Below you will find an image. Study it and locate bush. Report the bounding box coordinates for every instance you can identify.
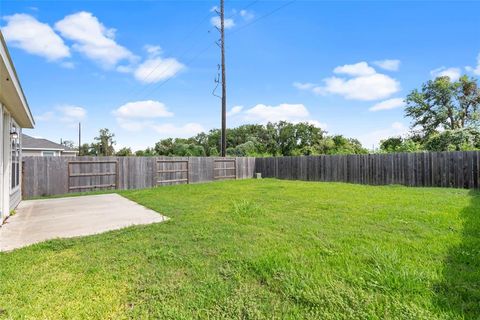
[380,137,422,153]
[424,129,480,151]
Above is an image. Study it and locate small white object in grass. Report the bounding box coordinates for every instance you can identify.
[255,173,262,179]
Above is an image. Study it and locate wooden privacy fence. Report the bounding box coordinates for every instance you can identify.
[68,160,119,191]
[213,159,237,180]
[22,156,255,198]
[22,151,480,198]
[156,159,189,185]
[255,151,480,189]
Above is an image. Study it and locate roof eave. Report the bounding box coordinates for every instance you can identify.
[0,31,35,128]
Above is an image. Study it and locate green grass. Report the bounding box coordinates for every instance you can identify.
[0,179,479,319]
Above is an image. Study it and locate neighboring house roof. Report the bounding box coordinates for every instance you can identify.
[22,134,77,152]
[0,31,34,128]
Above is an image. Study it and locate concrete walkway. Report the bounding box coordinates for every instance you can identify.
[0,194,168,251]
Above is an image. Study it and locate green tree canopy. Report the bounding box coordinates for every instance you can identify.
[116,147,133,156]
[93,128,116,156]
[423,128,480,151]
[136,121,366,157]
[405,75,480,138]
[379,137,422,153]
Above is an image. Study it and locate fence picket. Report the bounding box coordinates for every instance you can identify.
[255,152,480,190]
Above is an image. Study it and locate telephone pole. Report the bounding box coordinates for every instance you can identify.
[78,122,82,156]
[220,0,227,157]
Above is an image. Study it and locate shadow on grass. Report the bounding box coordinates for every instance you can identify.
[435,190,480,319]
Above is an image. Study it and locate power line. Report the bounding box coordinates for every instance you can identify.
[140,0,298,98]
[124,11,212,100]
[138,42,217,99]
[207,0,260,33]
[130,1,259,100]
[228,0,297,36]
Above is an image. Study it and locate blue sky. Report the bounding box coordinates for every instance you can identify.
[1,0,479,150]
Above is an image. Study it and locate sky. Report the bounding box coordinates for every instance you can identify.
[1,0,479,151]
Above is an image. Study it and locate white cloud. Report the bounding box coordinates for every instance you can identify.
[373,59,401,71]
[293,82,316,90]
[358,122,408,148]
[60,61,75,69]
[34,106,86,124]
[144,44,162,57]
[116,118,152,132]
[133,56,185,84]
[369,98,405,112]
[430,67,461,81]
[113,46,184,84]
[472,53,480,75]
[2,14,70,61]
[303,120,328,129]
[240,10,254,21]
[333,62,376,77]
[296,62,401,101]
[227,105,243,117]
[116,118,205,138]
[58,105,87,122]
[113,100,174,119]
[229,103,324,128]
[244,103,309,123]
[210,16,235,29]
[113,101,199,137]
[151,123,205,138]
[314,73,400,101]
[55,11,135,68]
[116,65,133,73]
[465,53,480,75]
[35,111,54,121]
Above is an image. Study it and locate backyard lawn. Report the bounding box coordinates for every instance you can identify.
[0,179,478,319]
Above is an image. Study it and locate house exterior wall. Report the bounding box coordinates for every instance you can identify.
[0,31,34,224]
[22,150,43,157]
[22,150,77,157]
[9,188,21,211]
[10,124,21,211]
[0,104,24,221]
[0,104,5,221]
[23,150,59,157]
[1,105,10,222]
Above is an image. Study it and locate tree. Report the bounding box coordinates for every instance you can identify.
[61,140,75,149]
[321,135,368,155]
[93,128,116,156]
[135,147,156,156]
[209,146,219,156]
[380,137,421,153]
[227,141,258,156]
[154,138,174,156]
[424,128,480,151]
[116,147,133,156]
[405,75,480,138]
[144,122,365,157]
[79,143,96,156]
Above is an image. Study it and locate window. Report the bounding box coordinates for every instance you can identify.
[11,122,20,190]
[42,151,55,156]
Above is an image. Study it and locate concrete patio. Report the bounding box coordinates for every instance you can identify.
[0,194,168,251]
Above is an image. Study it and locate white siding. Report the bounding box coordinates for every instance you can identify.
[9,187,20,211]
[22,150,43,157]
[22,150,76,157]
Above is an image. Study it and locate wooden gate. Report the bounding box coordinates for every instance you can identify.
[156,159,189,185]
[213,159,237,180]
[68,160,119,192]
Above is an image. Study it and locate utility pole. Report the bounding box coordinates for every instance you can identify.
[220,0,227,157]
[78,122,82,156]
